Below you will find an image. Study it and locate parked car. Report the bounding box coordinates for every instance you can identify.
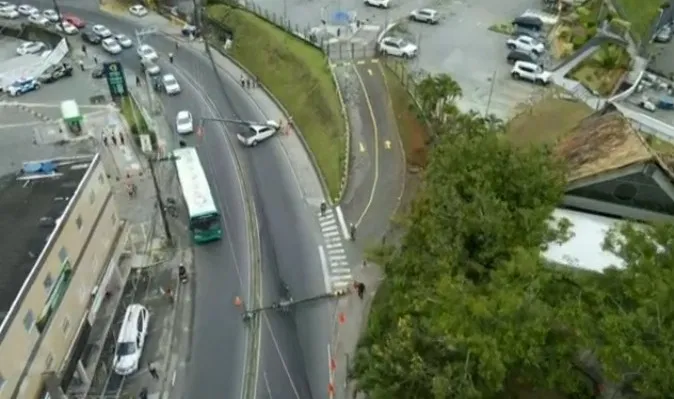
[409,8,439,24]
[62,13,85,28]
[511,61,551,85]
[506,49,541,65]
[176,110,194,134]
[115,33,133,48]
[102,37,122,54]
[42,9,59,22]
[512,15,543,32]
[162,74,181,95]
[0,6,18,18]
[27,13,48,25]
[181,24,201,38]
[82,30,102,44]
[379,37,418,58]
[7,77,40,96]
[129,4,148,16]
[237,121,280,147]
[506,35,545,55]
[655,24,672,42]
[137,44,158,61]
[38,63,73,83]
[364,0,390,8]
[512,26,543,41]
[16,41,46,55]
[112,304,149,376]
[54,21,78,35]
[0,2,16,10]
[92,24,112,38]
[142,61,161,76]
[16,4,37,16]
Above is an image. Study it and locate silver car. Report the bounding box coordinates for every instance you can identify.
[655,24,672,43]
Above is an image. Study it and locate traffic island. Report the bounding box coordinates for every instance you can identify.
[206,4,346,199]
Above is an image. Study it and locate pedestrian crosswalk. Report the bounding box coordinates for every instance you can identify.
[319,208,353,291]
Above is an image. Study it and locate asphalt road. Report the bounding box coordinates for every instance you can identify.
[26,2,333,397]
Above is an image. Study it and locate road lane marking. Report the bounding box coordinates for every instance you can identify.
[384,140,391,149]
[331,267,351,274]
[326,243,342,249]
[367,69,373,76]
[359,142,365,152]
[320,219,336,227]
[330,255,347,261]
[333,280,350,288]
[335,206,350,240]
[352,65,381,228]
[262,315,302,399]
[318,245,332,294]
[331,275,354,282]
[322,224,338,232]
[328,248,345,254]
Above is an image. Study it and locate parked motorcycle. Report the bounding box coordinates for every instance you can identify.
[178,264,188,284]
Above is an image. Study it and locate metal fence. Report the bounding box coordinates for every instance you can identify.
[204,1,377,61]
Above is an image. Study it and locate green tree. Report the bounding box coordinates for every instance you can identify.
[415,74,462,135]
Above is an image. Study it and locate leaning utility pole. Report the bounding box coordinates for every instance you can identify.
[135,27,160,114]
[147,154,176,247]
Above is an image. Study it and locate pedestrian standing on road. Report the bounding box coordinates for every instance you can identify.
[78,59,84,71]
[349,223,356,241]
[148,362,159,380]
[102,135,108,146]
[357,282,366,299]
[240,75,245,88]
[136,76,141,86]
[126,184,134,198]
[93,56,98,64]
[119,134,125,145]
[246,79,252,89]
[139,387,149,399]
[111,135,117,146]
[81,44,86,54]
[320,202,327,216]
[168,52,174,63]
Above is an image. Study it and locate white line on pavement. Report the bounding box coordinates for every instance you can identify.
[329,255,347,261]
[321,224,338,232]
[318,245,331,294]
[324,231,340,237]
[331,267,351,274]
[327,248,345,254]
[335,206,350,240]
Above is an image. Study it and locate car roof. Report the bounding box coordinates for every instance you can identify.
[117,304,147,343]
[163,74,176,80]
[177,110,191,118]
[513,16,542,26]
[514,60,539,68]
[418,8,436,13]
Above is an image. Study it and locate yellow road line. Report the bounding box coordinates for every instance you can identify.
[352,64,381,228]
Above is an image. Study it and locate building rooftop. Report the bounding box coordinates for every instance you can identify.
[0,157,93,324]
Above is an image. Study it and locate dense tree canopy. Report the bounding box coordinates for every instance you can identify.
[353,74,674,398]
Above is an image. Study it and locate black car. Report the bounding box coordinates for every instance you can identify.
[506,49,540,65]
[512,16,543,32]
[512,26,543,41]
[38,63,73,83]
[82,30,101,44]
[91,66,104,79]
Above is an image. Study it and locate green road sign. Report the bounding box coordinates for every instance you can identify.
[103,61,129,97]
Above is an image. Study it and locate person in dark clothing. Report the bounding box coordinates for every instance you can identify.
[136,76,141,86]
[81,44,86,54]
[357,282,365,299]
[320,202,327,216]
[148,363,159,379]
[111,135,117,146]
[102,136,108,146]
[349,223,356,241]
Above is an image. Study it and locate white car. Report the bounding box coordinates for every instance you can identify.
[27,13,48,25]
[379,37,418,58]
[176,110,193,134]
[162,74,181,95]
[54,21,78,34]
[113,304,149,376]
[237,121,280,147]
[511,61,551,85]
[144,62,160,75]
[92,24,112,38]
[0,6,18,18]
[506,35,545,55]
[137,44,158,62]
[16,41,45,55]
[42,9,58,22]
[364,0,390,8]
[16,4,37,15]
[129,4,147,17]
[409,8,439,24]
[102,38,122,54]
[0,2,16,10]
[115,33,133,48]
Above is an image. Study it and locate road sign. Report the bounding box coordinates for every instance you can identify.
[103,61,129,98]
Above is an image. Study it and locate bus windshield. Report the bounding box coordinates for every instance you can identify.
[190,213,220,233]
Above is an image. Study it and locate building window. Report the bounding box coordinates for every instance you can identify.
[76,215,83,230]
[89,190,96,204]
[45,353,53,370]
[111,213,116,225]
[62,317,70,335]
[23,310,34,332]
[59,247,68,264]
[36,262,73,333]
[43,272,53,291]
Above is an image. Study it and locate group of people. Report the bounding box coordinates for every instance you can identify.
[239,75,259,89]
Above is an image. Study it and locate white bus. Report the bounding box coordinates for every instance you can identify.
[173,147,222,243]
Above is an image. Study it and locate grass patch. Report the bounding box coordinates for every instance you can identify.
[206,5,345,199]
[614,0,662,43]
[567,44,630,97]
[644,133,674,155]
[381,65,429,168]
[488,23,514,36]
[506,96,593,148]
[119,96,156,148]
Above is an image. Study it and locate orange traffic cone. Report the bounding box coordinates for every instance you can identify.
[234,296,242,307]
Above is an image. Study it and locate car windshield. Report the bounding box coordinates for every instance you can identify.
[164,78,176,85]
[116,341,136,356]
[242,127,260,138]
[142,47,153,55]
[191,214,220,232]
[177,116,190,125]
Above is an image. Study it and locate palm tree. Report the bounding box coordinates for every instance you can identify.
[415,74,463,135]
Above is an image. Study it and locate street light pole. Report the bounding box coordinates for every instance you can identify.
[148,154,174,246]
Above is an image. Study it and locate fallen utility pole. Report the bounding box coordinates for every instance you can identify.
[147,154,178,247]
[242,292,343,322]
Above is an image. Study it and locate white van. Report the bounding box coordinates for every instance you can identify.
[113,304,150,375]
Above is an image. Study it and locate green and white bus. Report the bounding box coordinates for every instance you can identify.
[173,147,222,243]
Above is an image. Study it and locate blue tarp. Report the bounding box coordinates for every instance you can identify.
[331,11,350,24]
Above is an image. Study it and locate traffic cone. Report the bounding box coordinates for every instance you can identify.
[328,383,335,396]
[338,312,346,325]
[234,296,242,307]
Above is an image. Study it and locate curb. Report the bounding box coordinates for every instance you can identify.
[330,66,351,204]
[207,42,333,201]
[2,102,54,122]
